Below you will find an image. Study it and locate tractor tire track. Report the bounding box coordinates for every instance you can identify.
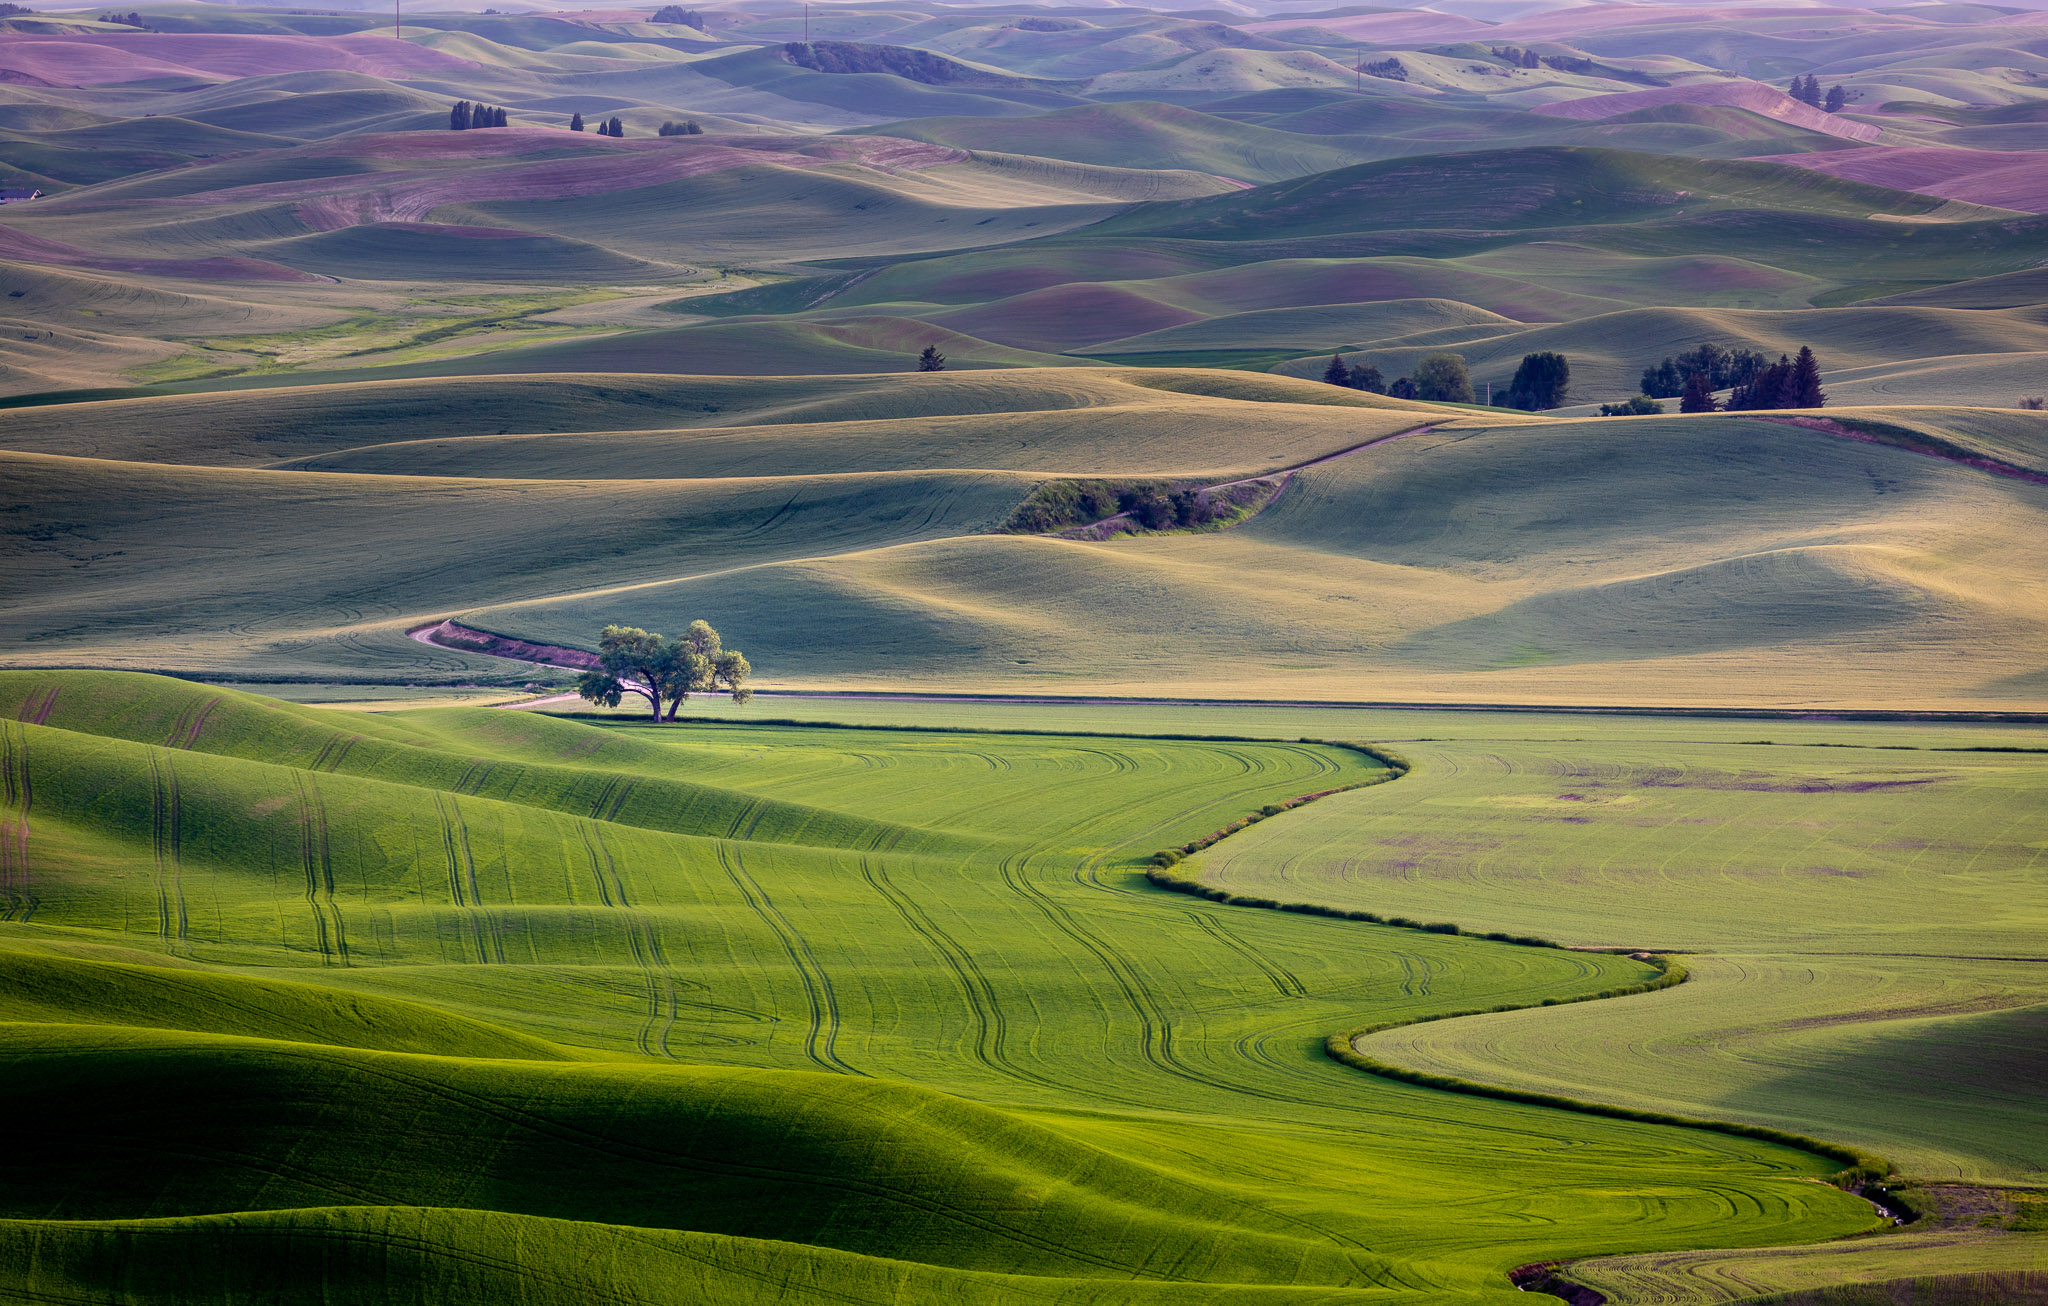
[166,696,220,750]
[16,686,59,727]
[147,750,189,954]
[855,855,1066,1093]
[308,733,361,773]
[0,722,33,922]
[434,793,501,964]
[1188,910,1306,998]
[577,821,680,1059]
[291,773,346,967]
[713,843,861,1076]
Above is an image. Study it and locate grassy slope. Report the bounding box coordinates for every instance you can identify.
[1272,303,2048,398]
[0,670,1879,1304]
[5,373,2046,708]
[506,694,2048,1304]
[475,409,2048,709]
[1191,731,2048,1178]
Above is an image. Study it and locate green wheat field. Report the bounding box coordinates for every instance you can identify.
[4,0,2047,1300]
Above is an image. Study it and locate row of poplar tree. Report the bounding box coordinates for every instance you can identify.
[448,101,507,130]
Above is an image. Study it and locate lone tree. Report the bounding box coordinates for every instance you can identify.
[1679,370,1718,413]
[1506,351,1570,410]
[1412,352,1474,404]
[1322,353,1351,387]
[575,622,752,721]
[1824,83,1847,113]
[570,111,584,131]
[917,344,946,372]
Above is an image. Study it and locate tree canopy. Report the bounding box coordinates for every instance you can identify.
[1505,351,1570,410]
[575,622,752,720]
[1412,353,1474,404]
[1726,346,1825,411]
[1680,370,1718,413]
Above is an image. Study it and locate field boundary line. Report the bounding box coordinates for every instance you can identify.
[1134,739,1892,1188]
[1326,990,1889,1187]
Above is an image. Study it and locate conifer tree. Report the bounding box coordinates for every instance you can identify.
[570,111,584,131]
[450,100,471,131]
[493,106,509,127]
[1679,370,1718,413]
[917,344,946,372]
[1322,353,1351,387]
[606,116,625,137]
[1789,345,1825,408]
[1824,83,1847,113]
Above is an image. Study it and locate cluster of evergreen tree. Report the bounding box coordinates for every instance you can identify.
[1359,57,1407,81]
[1721,347,1826,410]
[99,10,146,25]
[1640,343,1767,399]
[1491,45,1542,69]
[575,115,626,136]
[1321,353,1386,394]
[651,5,704,25]
[1789,74,1849,112]
[449,101,509,130]
[658,120,703,135]
[0,3,38,15]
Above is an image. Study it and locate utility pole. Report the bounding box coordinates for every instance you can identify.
[1483,381,1491,405]
[1355,52,1361,93]
[803,3,809,44]
[393,0,400,42]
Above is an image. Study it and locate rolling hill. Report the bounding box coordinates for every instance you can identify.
[6,2,2048,1302]
[0,669,1884,1305]
[6,368,2043,711]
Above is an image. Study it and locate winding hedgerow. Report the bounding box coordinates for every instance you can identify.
[1141,737,1892,1189]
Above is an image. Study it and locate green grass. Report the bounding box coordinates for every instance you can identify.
[0,670,1887,1304]
[1186,728,2048,1181]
